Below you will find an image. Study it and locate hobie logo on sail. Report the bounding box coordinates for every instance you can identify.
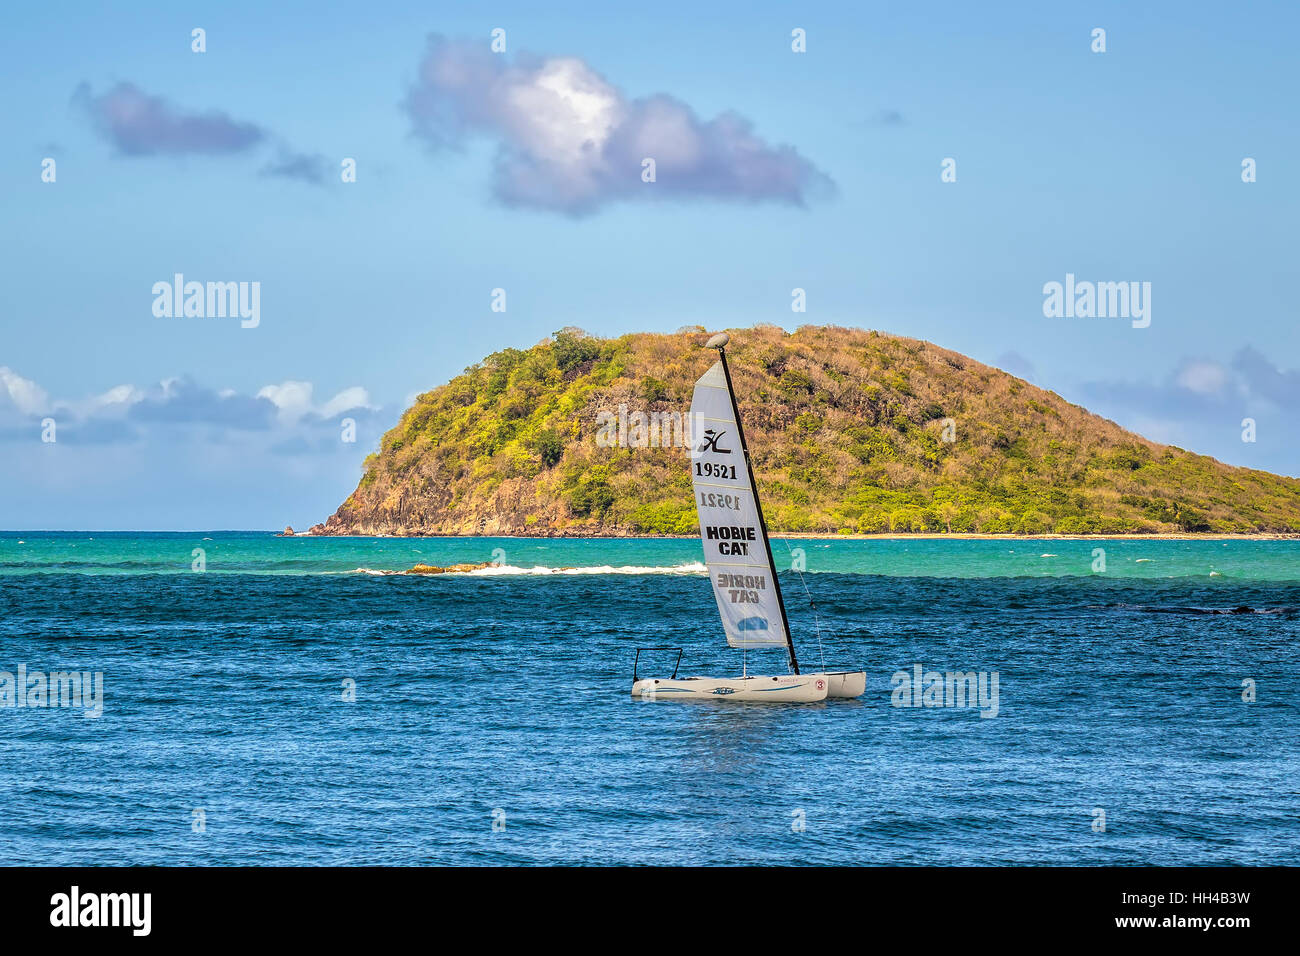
[696,428,732,454]
[736,616,769,631]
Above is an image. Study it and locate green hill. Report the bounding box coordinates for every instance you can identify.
[313,325,1300,536]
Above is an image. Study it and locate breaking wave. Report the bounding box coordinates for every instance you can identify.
[350,562,710,577]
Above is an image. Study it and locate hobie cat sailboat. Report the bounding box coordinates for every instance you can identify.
[632,333,866,703]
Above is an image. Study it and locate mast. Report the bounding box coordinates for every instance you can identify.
[712,341,800,675]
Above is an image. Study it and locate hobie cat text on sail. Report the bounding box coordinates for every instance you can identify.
[704,525,756,555]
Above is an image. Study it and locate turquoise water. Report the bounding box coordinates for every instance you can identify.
[1,532,1297,865]
[1,532,1298,580]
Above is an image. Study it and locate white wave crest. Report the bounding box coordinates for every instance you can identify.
[348,562,709,577]
[469,562,709,576]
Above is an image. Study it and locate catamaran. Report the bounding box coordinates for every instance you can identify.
[632,333,867,703]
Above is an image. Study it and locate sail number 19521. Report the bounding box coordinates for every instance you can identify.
[698,491,742,510]
[694,462,738,480]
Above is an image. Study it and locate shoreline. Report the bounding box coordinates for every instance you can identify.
[8,529,1292,541]
[294,531,1300,541]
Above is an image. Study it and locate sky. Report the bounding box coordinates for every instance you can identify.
[2,0,1297,529]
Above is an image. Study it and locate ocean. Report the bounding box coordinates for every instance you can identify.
[1,532,1296,865]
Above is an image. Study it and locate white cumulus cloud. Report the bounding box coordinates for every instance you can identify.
[1174,360,1229,395]
[404,35,834,214]
[257,381,375,425]
[0,368,378,439]
[0,366,51,415]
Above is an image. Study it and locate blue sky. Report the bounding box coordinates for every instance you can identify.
[2,0,1297,529]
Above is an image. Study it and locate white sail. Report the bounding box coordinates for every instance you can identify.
[690,360,788,649]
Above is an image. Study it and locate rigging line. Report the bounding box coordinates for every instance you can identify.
[779,536,828,673]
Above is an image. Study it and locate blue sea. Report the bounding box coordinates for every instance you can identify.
[1,532,1297,865]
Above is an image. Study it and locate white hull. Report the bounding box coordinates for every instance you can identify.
[817,670,867,699]
[632,673,828,702]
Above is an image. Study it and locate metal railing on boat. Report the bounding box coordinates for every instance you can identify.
[632,646,683,682]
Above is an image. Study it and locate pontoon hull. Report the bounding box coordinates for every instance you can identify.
[632,673,828,702]
[815,670,867,698]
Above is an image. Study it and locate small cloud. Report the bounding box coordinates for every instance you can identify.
[994,351,1036,382]
[73,82,265,156]
[1068,350,1300,476]
[261,149,329,185]
[256,381,315,425]
[72,82,323,185]
[257,381,375,425]
[866,109,906,127]
[317,386,374,420]
[48,382,146,422]
[404,35,834,214]
[53,419,142,446]
[1231,347,1300,406]
[91,383,143,408]
[0,366,51,415]
[1174,360,1229,396]
[1074,349,1300,431]
[130,377,276,429]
